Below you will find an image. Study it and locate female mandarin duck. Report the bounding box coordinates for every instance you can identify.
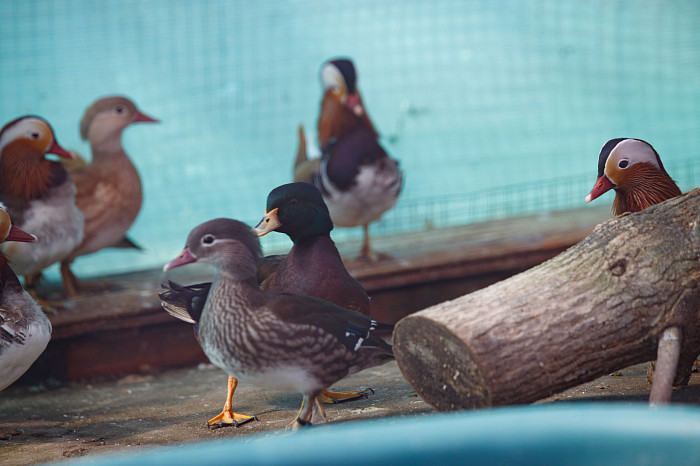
[162,218,393,429]
[0,206,51,392]
[585,138,681,215]
[294,58,403,261]
[209,183,374,426]
[162,183,376,427]
[60,96,158,297]
[0,116,84,305]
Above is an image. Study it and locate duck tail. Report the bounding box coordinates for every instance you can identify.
[294,124,307,171]
[293,124,320,184]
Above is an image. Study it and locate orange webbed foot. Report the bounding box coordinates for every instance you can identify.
[320,387,374,404]
[207,409,257,429]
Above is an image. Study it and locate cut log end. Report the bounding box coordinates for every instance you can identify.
[393,316,490,411]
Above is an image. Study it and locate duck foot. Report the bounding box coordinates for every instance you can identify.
[0,430,22,440]
[207,410,257,429]
[289,418,313,430]
[355,250,393,263]
[27,291,65,315]
[61,263,121,298]
[320,387,374,404]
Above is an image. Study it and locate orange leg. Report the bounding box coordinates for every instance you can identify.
[60,261,79,298]
[288,393,326,430]
[357,224,392,262]
[207,376,257,428]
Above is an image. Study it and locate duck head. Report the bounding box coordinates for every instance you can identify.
[320,58,363,116]
[164,219,262,280]
[0,207,37,244]
[585,138,681,215]
[254,182,334,243]
[0,116,74,199]
[80,96,158,150]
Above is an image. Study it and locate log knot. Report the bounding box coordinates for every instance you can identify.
[609,258,627,277]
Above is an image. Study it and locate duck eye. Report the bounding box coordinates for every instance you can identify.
[114,105,126,114]
[290,198,298,206]
[618,159,629,169]
[29,131,41,139]
[202,235,215,245]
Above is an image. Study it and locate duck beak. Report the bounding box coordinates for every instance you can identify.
[345,93,364,116]
[6,225,38,243]
[48,140,75,159]
[163,248,197,271]
[253,208,281,237]
[134,110,159,124]
[585,175,615,203]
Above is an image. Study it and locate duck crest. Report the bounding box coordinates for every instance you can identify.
[612,163,682,216]
[0,143,63,200]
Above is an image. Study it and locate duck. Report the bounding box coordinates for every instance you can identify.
[584,138,681,216]
[255,182,371,313]
[294,58,403,261]
[0,116,84,306]
[585,138,686,387]
[161,218,393,429]
[0,206,51,392]
[211,182,375,426]
[60,96,158,297]
[162,183,376,427]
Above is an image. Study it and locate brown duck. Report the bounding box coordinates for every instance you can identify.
[162,218,393,429]
[585,138,681,215]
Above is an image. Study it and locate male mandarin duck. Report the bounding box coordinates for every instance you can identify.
[205,182,374,427]
[60,96,158,297]
[585,138,681,215]
[0,116,84,305]
[294,58,403,261]
[585,138,685,385]
[161,219,393,429]
[0,206,51,392]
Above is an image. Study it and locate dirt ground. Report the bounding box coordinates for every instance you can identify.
[2,360,700,465]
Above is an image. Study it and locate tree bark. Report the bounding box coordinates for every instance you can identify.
[394,189,700,411]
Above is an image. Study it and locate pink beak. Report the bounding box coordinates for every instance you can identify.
[134,110,159,124]
[163,248,197,271]
[585,175,615,203]
[345,93,364,116]
[6,224,38,243]
[48,140,75,159]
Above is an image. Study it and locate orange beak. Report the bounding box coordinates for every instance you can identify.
[585,175,615,203]
[253,208,281,237]
[345,93,364,116]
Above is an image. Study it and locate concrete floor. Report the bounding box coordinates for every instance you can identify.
[2,360,700,465]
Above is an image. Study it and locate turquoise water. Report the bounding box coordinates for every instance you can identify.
[1,0,699,278]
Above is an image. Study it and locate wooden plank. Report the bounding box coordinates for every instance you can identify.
[22,206,610,381]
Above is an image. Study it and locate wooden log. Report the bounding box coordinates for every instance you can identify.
[394,188,700,411]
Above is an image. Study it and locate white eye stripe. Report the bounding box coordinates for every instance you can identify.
[200,237,241,246]
[0,117,48,154]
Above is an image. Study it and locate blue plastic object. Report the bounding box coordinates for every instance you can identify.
[64,403,700,465]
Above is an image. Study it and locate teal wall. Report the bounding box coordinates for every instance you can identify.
[1,0,699,277]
